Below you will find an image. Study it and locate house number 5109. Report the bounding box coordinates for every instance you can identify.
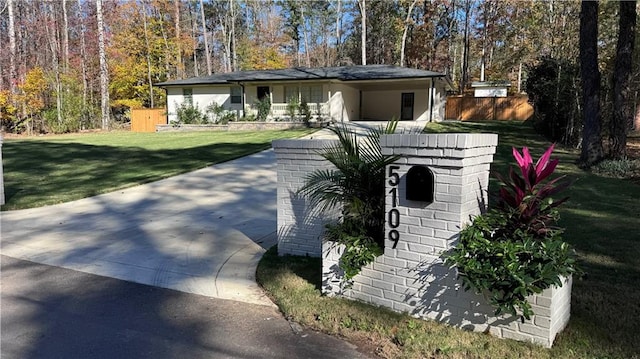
[388,165,400,249]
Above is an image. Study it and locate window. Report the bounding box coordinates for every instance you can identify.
[310,85,322,103]
[300,85,322,103]
[230,86,242,104]
[284,86,299,102]
[183,88,193,105]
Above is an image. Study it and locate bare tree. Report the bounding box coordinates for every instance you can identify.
[96,0,110,129]
[301,4,311,67]
[188,2,199,77]
[142,1,154,108]
[77,0,88,104]
[335,0,342,63]
[62,0,69,71]
[610,0,637,159]
[174,0,183,79]
[45,2,62,127]
[357,0,366,65]
[8,0,17,95]
[400,0,418,67]
[200,0,211,75]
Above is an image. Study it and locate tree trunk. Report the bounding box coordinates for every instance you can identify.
[301,5,311,67]
[610,0,637,159]
[335,0,342,64]
[96,0,110,130]
[62,0,69,72]
[8,0,17,95]
[77,0,88,106]
[189,2,199,77]
[579,0,603,167]
[358,0,366,65]
[199,0,212,75]
[142,1,154,108]
[174,0,182,79]
[230,0,237,71]
[45,2,62,127]
[400,0,418,67]
[460,0,471,94]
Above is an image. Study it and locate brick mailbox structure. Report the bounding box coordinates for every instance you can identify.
[273,133,572,348]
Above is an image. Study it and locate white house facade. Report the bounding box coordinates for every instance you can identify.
[157,65,452,124]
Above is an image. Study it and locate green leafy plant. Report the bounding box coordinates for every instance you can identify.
[286,97,299,121]
[299,99,311,127]
[255,97,271,121]
[446,144,579,321]
[298,121,400,280]
[174,101,208,124]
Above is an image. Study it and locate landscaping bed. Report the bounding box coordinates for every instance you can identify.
[257,121,640,359]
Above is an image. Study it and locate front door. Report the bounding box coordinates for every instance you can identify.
[257,86,270,101]
[401,93,414,121]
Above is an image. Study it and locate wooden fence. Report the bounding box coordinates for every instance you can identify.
[445,96,534,121]
[131,108,167,132]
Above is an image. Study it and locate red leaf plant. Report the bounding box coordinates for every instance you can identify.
[494,144,570,238]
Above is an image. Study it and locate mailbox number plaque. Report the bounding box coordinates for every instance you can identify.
[388,165,401,249]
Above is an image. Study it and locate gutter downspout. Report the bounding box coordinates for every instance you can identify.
[429,78,435,122]
[240,83,246,118]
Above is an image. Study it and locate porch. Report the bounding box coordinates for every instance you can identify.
[246,102,330,121]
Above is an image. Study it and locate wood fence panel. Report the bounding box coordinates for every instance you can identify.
[131,108,167,132]
[445,96,533,121]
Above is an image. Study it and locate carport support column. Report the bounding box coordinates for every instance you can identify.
[272,139,339,257]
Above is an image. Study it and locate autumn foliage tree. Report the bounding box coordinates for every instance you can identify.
[0,0,635,143]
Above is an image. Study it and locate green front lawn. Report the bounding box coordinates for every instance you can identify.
[1,129,314,210]
[257,121,640,358]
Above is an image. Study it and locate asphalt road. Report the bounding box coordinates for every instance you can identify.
[1,255,373,359]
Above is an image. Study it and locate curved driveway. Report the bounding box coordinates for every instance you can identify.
[1,149,280,306]
[0,122,423,306]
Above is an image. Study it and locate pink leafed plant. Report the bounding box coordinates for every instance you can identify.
[494,144,570,237]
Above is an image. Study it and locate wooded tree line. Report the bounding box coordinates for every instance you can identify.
[0,0,638,163]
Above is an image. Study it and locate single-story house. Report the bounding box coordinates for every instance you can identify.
[156,65,453,123]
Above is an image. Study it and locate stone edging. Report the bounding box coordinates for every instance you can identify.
[156,122,308,132]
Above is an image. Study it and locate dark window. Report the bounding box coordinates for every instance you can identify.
[257,86,270,101]
[183,88,193,105]
[231,86,242,104]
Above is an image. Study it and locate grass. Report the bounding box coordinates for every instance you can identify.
[256,121,640,359]
[1,129,314,210]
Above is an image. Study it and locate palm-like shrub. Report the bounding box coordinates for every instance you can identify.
[298,121,399,279]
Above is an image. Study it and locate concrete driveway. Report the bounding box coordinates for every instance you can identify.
[1,149,280,306]
[0,122,425,307]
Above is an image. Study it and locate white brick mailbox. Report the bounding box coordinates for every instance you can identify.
[272,139,339,257]
[273,133,572,348]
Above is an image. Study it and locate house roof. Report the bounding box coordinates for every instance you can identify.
[156,65,447,87]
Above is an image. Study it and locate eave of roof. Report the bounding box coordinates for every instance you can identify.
[155,65,446,87]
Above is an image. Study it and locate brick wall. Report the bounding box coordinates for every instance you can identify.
[274,133,572,348]
[272,139,339,257]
